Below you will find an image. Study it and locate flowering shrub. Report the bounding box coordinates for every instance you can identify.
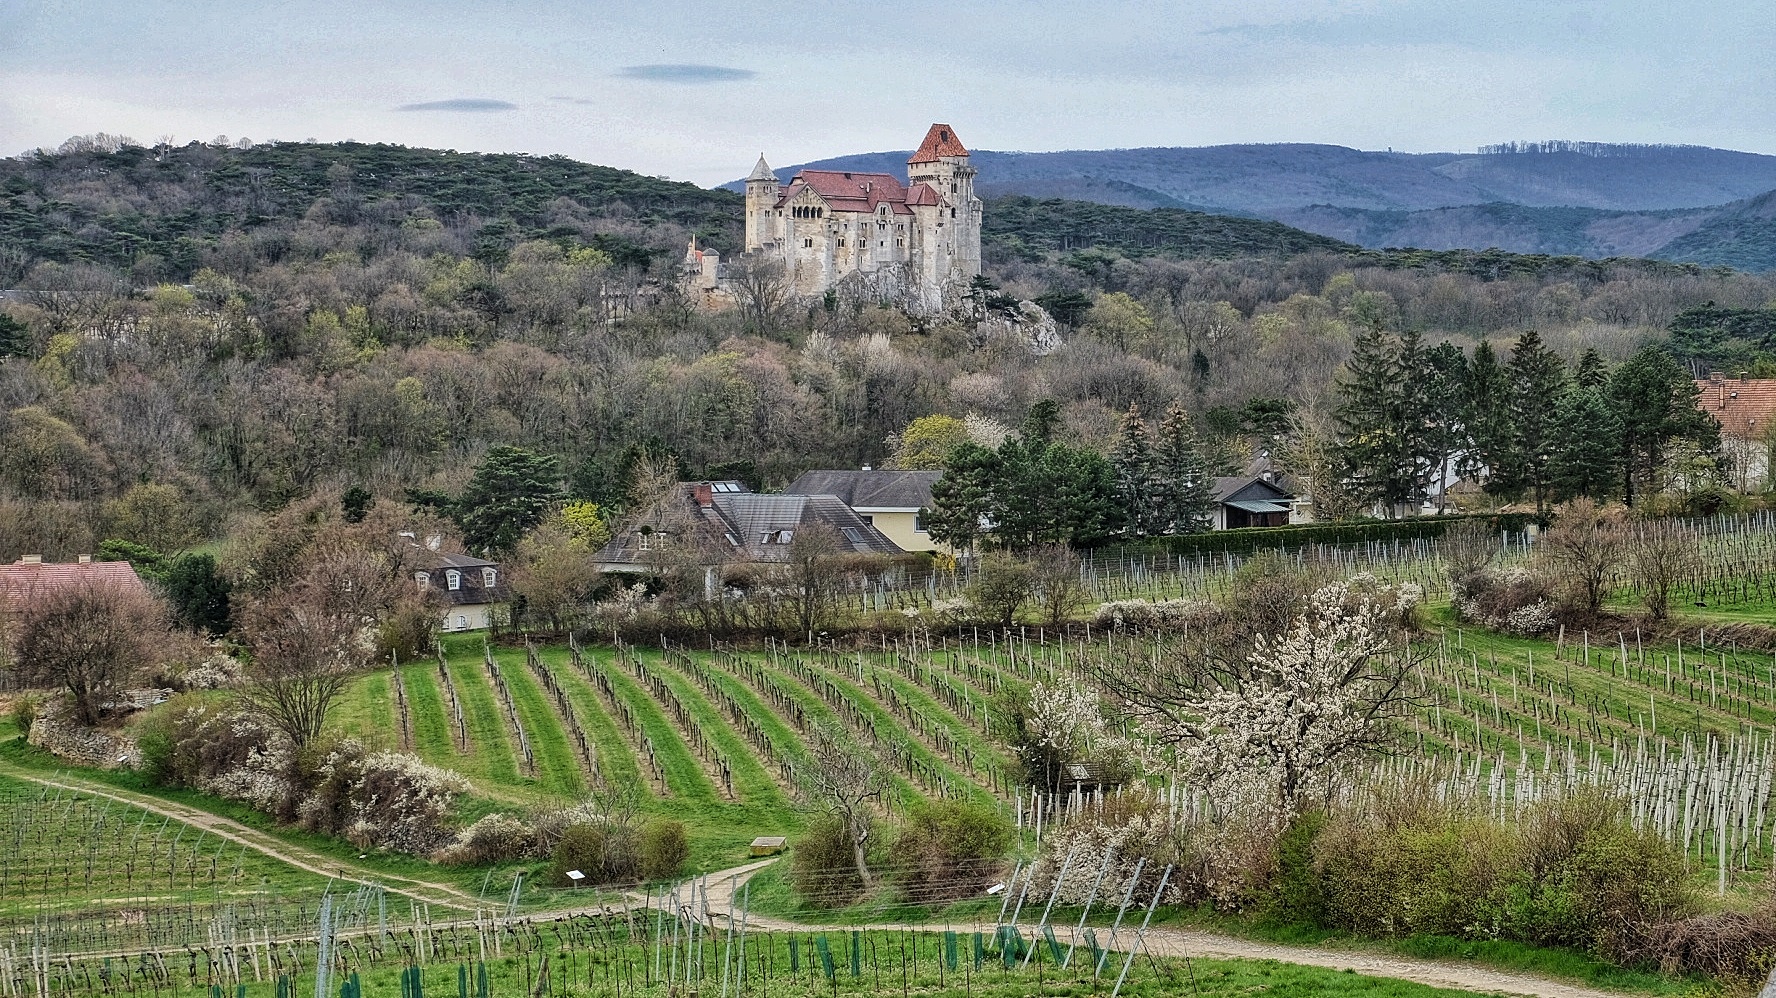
[302,742,470,854]
[434,813,542,865]
[1090,598,1215,633]
[1453,567,1556,635]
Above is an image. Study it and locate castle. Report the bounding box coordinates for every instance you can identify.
[742,123,983,312]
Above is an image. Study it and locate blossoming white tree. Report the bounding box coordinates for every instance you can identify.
[1096,574,1422,815]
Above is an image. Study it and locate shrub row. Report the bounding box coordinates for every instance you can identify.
[1096,513,1539,559]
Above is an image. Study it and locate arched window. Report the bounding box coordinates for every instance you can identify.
[482,567,497,588]
[446,569,461,590]
[415,571,430,591]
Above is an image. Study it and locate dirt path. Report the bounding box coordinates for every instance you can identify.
[688,860,1637,998]
[0,760,481,910]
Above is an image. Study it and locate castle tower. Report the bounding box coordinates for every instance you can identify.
[906,123,982,301]
[744,155,779,252]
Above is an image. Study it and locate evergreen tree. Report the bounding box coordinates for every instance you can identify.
[1335,322,1413,515]
[1394,329,1437,510]
[1110,406,1156,537]
[162,553,233,634]
[1021,398,1062,446]
[1574,348,1609,389]
[1610,347,1720,505]
[1504,331,1568,515]
[923,442,999,553]
[455,445,563,554]
[1154,403,1216,534]
[1462,340,1515,492]
[1048,445,1121,544]
[1550,387,1622,501]
[1419,341,1468,511]
[0,313,28,360]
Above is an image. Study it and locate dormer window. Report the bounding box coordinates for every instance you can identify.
[446,569,461,591]
[482,567,497,588]
[415,571,431,590]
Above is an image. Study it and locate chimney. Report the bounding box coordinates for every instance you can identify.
[78,554,91,564]
[693,483,714,507]
[20,554,42,565]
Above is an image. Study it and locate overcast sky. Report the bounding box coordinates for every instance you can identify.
[3,0,1772,186]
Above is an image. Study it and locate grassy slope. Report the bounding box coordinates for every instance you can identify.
[485,644,587,799]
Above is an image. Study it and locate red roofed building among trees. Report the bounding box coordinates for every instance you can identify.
[1695,372,1776,490]
[0,555,148,612]
[743,124,982,311]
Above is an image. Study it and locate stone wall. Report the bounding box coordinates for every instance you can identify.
[23,689,169,768]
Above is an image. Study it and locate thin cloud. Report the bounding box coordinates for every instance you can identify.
[616,64,756,84]
[396,98,518,112]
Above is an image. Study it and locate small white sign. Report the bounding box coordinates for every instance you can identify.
[985,883,1005,895]
[566,869,585,882]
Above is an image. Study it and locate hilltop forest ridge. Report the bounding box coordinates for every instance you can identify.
[738,141,1776,272]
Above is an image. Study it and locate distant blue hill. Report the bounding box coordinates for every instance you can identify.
[724,141,1776,270]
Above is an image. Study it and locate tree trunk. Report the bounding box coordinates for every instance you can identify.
[849,820,872,887]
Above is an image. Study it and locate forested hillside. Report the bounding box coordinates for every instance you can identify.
[2,136,1775,564]
[0,138,744,285]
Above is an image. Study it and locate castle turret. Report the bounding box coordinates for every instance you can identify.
[906,124,982,301]
[744,155,779,251]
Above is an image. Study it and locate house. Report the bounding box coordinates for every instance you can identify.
[781,469,945,554]
[1211,476,1302,530]
[0,555,147,611]
[594,482,904,576]
[743,124,983,312]
[415,553,505,632]
[1695,373,1776,490]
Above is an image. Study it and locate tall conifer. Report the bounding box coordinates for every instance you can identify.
[1155,402,1216,534]
[1110,405,1157,537]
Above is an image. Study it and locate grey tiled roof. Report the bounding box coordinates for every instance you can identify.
[595,483,905,567]
[783,470,940,509]
[1212,476,1296,504]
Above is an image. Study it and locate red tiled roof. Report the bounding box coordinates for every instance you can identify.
[904,183,940,206]
[1695,377,1776,438]
[908,123,968,164]
[0,560,147,611]
[775,170,922,214]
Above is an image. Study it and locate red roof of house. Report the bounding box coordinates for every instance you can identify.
[0,559,147,611]
[776,169,942,215]
[1695,377,1776,438]
[908,123,968,164]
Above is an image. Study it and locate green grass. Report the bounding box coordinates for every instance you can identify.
[441,644,526,791]
[532,645,649,791]
[640,650,791,806]
[485,643,587,799]
[396,661,457,761]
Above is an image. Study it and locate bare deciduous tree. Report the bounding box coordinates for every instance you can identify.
[236,547,395,749]
[1539,501,1628,618]
[796,724,888,887]
[1630,520,1700,622]
[783,522,844,637]
[1029,544,1088,628]
[1440,517,1500,591]
[726,254,793,335]
[14,577,168,725]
